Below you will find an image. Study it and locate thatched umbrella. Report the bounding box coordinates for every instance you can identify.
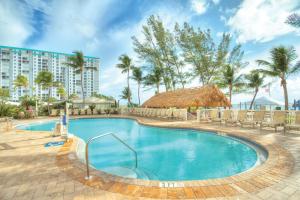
[142,85,231,108]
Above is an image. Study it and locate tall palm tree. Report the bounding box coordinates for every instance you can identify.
[64,51,97,107]
[116,54,134,90]
[120,87,132,106]
[14,74,29,95]
[57,85,66,100]
[35,71,56,115]
[245,70,265,110]
[132,67,143,105]
[143,67,162,94]
[214,64,245,105]
[257,46,300,110]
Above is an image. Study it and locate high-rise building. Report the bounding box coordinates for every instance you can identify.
[0,46,100,101]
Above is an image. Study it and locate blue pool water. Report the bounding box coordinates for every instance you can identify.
[19,118,261,181]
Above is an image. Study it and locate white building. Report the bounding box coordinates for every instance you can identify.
[0,46,100,101]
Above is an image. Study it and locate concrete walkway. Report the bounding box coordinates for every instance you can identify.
[0,116,300,199]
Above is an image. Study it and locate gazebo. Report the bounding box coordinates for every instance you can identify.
[242,96,285,110]
[142,85,231,108]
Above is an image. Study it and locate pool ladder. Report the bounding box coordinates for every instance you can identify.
[85,132,138,180]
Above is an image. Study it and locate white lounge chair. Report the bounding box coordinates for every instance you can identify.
[80,109,86,115]
[286,111,300,131]
[50,109,57,117]
[86,109,92,115]
[241,110,265,128]
[260,111,286,132]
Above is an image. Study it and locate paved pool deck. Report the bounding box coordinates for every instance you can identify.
[1,115,300,200]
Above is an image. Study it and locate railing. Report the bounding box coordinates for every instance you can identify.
[85,132,138,180]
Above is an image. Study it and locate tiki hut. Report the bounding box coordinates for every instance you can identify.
[142,85,231,108]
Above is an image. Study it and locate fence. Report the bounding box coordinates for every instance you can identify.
[122,107,188,121]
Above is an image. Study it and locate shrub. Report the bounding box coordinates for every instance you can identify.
[0,103,17,117]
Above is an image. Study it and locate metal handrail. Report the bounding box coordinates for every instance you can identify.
[85,132,138,180]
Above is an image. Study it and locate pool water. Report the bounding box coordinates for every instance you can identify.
[19,118,261,181]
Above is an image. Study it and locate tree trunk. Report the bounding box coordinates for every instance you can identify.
[229,85,232,108]
[81,72,85,108]
[138,83,140,106]
[156,83,160,94]
[127,70,130,90]
[47,88,51,115]
[249,88,258,110]
[282,78,289,110]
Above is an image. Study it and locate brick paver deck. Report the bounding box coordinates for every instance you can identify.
[1,115,300,199]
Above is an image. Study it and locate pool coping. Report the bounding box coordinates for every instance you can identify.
[18,115,295,198]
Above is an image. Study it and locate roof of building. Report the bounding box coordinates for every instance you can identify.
[142,85,231,108]
[244,96,284,106]
[0,45,99,59]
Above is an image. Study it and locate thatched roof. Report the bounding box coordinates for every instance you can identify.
[142,85,231,108]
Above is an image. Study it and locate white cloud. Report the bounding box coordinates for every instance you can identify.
[212,0,220,5]
[0,1,34,46]
[227,0,300,43]
[31,0,115,55]
[191,0,208,15]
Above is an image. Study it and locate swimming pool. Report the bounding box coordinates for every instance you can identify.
[19,118,266,181]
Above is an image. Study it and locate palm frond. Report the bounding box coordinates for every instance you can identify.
[256,59,272,67]
[288,61,300,75]
[256,69,279,77]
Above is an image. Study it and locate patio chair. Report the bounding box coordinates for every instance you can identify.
[286,111,300,132]
[92,109,98,115]
[86,109,92,115]
[160,109,167,118]
[209,109,221,123]
[241,110,265,128]
[260,111,286,132]
[73,109,79,115]
[222,110,233,126]
[227,110,248,126]
[50,109,57,117]
[80,109,86,115]
[59,109,64,116]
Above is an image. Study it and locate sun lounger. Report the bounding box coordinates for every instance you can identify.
[241,110,265,128]
[209,109,221,123]
[73,109,79,115]
[50,109,57,117]
[86,109,92,115]
[222,110,233,125]
[160,109,167,118]
[286,111,300,131]
[260,111,286,132]
[59,109,64,116]
[227,110,248,126]
[80,109,86,115]
[92,109,98,115]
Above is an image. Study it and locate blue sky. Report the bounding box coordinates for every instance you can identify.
[1,0,300,104]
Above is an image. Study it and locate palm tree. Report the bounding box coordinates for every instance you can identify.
[214,64,245,105]
[120,87,132,106]
[35,71,57,115]
[14,74,29,95]
[57,85,66,100]
[286,13,300,28]
[116,54,134,90]
[64,51,97,107]
[132,67,143,105]
[257,46,300,110]
[245,70,265,110]
[143,67,162,94]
